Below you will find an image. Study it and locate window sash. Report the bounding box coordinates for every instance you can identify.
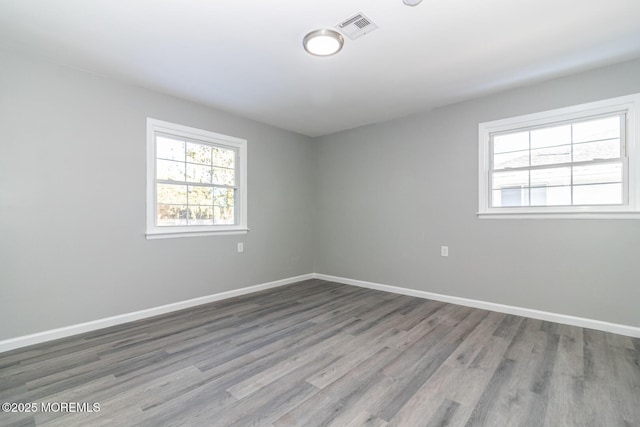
[153,133,240,227]
[488,113,627,209]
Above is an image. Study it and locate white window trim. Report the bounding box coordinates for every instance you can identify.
[146,118,248,239]
[478,93,640,219]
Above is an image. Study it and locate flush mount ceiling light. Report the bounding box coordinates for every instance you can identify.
[403,0,423,5]
[303,29,344,56]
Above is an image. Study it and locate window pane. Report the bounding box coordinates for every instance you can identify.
[573,116,620,144]
[492,170,528,189]
[186,142,212,165]
[157,204,187,226]
[530,187,547,206]
[492,188,529,207]
[212,167,235,186]
[214,206,235,224]
[573,183,622,205]
[530,145,571,166]
[573,163,622,185]
[494,150,529,170]
[531,186,571,206]
[573,139,620,162]
[493,132,529,154]
[188,206,214,225]
[531,125,571,149]
[157,183,187,204]
[188,186,213,206]
[212,147,235,168]
[156,136,185,161]
[530,167,571,187]
[214,188,235,207]
[186,164,212,184]
[157,159,185,181]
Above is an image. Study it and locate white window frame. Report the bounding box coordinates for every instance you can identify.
[146,118,248,239]
[478,93,640,219]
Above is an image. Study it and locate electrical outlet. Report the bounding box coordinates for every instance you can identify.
[237,242,244,253]
[441,246,449,257]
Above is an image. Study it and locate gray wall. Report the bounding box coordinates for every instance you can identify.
[0,51,315,340]
[2,50,639,343]
[314,58,640,327]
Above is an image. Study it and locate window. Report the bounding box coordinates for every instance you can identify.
[146,119,247,238]
[478,93,640,219]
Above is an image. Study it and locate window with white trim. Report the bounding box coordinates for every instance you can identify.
[478,93,640,219]
[146,119,247,238]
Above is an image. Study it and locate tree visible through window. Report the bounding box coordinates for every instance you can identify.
[156,135,236,226]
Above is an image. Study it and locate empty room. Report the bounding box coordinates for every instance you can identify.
[1,1,640,426]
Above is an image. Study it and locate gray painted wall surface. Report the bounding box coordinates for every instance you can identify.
[0,51,315,340]
[2,50,639,342]
[314,59,640,327]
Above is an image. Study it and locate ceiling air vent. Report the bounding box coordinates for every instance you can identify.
[336,12,378,40]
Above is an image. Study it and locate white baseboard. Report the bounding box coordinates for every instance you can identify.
[0,273,314,353]
[3,271,638,354]
[313,273,640,338]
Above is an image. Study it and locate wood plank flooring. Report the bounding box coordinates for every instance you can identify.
[1,279,639,426]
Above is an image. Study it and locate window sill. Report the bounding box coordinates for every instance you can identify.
[146,228,249,239]
[477,211,640,220]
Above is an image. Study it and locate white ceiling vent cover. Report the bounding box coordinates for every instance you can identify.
[336,12,378,40]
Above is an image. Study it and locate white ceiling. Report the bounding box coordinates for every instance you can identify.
[2,0,640,137]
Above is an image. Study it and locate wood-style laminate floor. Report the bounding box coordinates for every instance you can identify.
[1,279,639,426]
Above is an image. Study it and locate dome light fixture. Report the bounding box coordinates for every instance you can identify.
[303,29,344,57]
[403,0,423,5]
